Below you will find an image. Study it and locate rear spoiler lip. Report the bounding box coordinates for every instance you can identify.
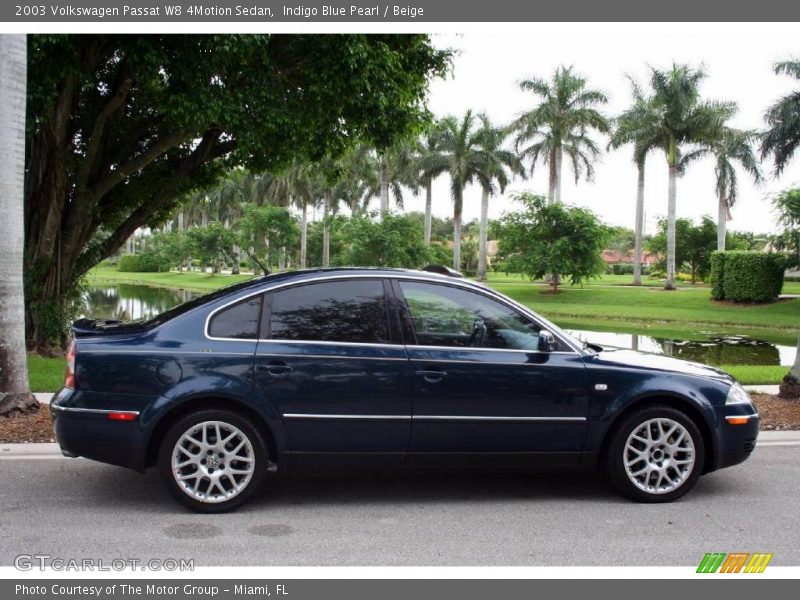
[71,317,145,336]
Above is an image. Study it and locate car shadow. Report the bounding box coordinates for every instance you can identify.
[76,464,624,514]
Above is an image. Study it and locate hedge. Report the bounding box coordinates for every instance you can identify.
[117,253,172,273]
[710,251,786,303]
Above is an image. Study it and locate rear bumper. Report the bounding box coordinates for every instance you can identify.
[50,388,146,471]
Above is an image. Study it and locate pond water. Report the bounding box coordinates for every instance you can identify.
[82,284,795,367]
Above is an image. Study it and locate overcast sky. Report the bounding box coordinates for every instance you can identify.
[387,30,800,235]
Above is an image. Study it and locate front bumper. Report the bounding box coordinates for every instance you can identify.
[713,409,759,471]
[50,388,146,471]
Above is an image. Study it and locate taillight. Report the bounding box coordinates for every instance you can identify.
[65,340,76,389]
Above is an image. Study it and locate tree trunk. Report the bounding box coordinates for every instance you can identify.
[423,177,432,247]
[0,35,38,416]
[452,190,463,272]
[477,187,490,281]
[553,142,563,204]
[379,154,389,217]
[300,200,308,268]
[547,147,557,203]
[633,162,645,286]
[665,144,678,291]
[779,332,800,399]
[717,192,728,252]
[322,190,331,267]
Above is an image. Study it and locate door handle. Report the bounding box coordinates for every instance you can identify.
[257,361,293,376]
[415,368,447,383]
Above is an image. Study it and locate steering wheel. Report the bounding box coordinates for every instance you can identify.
[469,318,488,347]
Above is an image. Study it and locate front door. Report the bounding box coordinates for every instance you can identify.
[394,280,589,468]
[253,278,412,470]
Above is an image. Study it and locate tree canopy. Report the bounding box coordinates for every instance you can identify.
[24,34,450,348]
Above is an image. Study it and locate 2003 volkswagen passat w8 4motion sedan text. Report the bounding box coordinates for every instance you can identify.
[51,267,759,512]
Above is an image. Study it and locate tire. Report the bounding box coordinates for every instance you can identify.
[158,409,268,513]
[605,404,705,503]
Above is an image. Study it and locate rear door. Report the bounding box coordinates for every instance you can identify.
[253,278,412,470]
[394,279,589,468]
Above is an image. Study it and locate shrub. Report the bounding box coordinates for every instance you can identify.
[117,253,172,273]
[710,251,786,303]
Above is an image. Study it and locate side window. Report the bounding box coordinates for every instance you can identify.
[399,281,552,351]
[269,280,389,344]
[208,296,263,340]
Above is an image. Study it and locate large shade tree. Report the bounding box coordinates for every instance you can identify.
[647,64,734,290]
[24,34,449,349]
[511,65,609,204]
[0,35,39,416]
[761,59,800,175]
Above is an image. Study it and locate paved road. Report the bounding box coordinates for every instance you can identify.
[1,439,798,567]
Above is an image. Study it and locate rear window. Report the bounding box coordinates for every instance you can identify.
[269,280,389,344]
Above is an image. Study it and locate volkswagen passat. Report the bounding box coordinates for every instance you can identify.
[51,267,759,512]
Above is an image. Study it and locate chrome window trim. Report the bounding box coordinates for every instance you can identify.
[203,273,582,354]
[51,405,140,416]
[282,413,586,422]
[256,352,408,362]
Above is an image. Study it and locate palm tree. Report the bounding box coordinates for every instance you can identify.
[372,142,418,216]
[474,116,524,280]
[420,110,496,271]
[608,79,664,285]
[647,64,735,290]
[0,35,38,416]
[415,123,446,246]
[681,127,763,250]
[761,59,800,175]
[512,65,610,204]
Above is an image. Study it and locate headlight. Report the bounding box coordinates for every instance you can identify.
[726,383,752,406]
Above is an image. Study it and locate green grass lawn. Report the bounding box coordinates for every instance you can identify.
[86,263,254,292]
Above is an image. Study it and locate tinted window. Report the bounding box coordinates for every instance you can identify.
[270,280,389,344]
[208,296,263,339]
[399,281,551,350]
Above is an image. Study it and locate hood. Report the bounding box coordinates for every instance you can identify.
[589,347,734,383]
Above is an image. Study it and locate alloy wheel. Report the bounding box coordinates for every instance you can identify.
[623,417,695,495]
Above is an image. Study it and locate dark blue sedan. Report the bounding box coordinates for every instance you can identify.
[51,267,759,512]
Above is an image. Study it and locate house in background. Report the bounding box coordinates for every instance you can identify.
[601,249,657,267]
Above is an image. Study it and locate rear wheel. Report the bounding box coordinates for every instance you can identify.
[158,409,268,512]
[606,405,705,503]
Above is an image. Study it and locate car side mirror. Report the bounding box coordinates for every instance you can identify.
[539,329,556,352]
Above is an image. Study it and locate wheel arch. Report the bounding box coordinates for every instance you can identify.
[143,395,281,470]
[597,393,716,474]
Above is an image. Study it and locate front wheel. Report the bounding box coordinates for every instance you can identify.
[606,405,705,503]
[159,409,268,512]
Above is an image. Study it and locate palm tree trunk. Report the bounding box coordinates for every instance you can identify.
[665,157,678,291]
[379,154,389,217]
[452,190,463,272]
[477,188,490,281]
[548,147,557,203]
[0,34,38,416]
[633,162,645,286]
[553,142,563,204]
[322,190,331,267]
[300,200,308,268]
[423,177,433,247]
[717,192,728,251]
